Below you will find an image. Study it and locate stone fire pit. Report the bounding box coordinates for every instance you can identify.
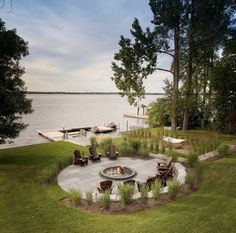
[99,165,136,180]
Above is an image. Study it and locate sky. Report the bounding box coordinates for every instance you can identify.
[0,0,172,92]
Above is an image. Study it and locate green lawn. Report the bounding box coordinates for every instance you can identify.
[0,141,236,233]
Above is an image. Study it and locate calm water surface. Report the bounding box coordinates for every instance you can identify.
[0,94,158,149]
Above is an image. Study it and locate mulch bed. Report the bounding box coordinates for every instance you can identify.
[60,185,193,215]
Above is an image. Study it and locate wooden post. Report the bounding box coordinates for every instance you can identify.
[126,120,129,131]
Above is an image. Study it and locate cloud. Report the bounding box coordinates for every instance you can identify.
[1,0,172,92]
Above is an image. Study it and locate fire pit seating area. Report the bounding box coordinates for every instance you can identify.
[58,155,187,203]
[89,145,102,162]
[74,150,88,166]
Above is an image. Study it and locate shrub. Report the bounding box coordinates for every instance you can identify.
[130,139,141,154]
[140,186,148,204]
[117,141,133,156]
[149,141,154,152]
[187,152,199,168]
[185,174,196,190]
[138,148,149,158]
[142,140,148,149]
[168,180,180,200]
[217,143,229,158]
[151,181,161,200]
[167,149,178,162]
[90,136,98,146]
[118,184,134,205]
[99,190,111,210]
[86,191,93,205]
[68,188,82,206]
[154,142,159,153]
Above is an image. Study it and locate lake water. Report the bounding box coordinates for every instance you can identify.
[0,94,159,149]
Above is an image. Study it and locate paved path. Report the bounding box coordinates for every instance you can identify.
[58,157,164,196]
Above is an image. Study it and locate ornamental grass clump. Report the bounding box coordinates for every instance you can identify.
[117,141,133,156]
[68,188,82,206]
[86,191,93,205]
[217,143,229,158]
[90,136,98,146]
[140,186,148,204]
[100,137,112,155]
[185,173,196,190]
[142,139,148,149]
[130,139,141,154]
[154,142,159,153]
[151,181,161,200]
[187,152,199,168]
[118,184,134,205]
[99,190,111,210]
[138,148,149,158]
[168,180,180,200]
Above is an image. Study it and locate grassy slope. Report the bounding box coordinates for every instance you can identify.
[0,141,236,233]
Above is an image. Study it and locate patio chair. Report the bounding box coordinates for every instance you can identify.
[97,180,113,193]
[107,144,119,160]
[156,157,172,173]
[89,145,102,162]
[157,163,174,187]
[146,176,158,190]
[123,179,136,188]
[74,150,88,166]
[137,176,157,192]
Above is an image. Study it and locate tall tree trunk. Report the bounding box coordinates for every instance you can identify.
[171,0,180,132]
[183,0,195,131]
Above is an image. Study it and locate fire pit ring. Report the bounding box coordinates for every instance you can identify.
[99,166,137,180]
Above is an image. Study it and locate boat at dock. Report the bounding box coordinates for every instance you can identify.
[104,122,117,129]
[92,126,115,134]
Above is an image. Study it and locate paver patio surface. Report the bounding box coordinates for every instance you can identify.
[58,157,164,196]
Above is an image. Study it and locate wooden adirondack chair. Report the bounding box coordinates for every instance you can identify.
[89,146,102,162]
[137,176,157,192]
[158,163,174,187]
[107,144,119,160]
[73,150,88,166]
[97,180,113,193]
[123,179,136,188]
[156,157,173,174]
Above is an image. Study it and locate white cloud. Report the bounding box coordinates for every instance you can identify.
[1,0,172,93]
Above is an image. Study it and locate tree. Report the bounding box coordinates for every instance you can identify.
[111,0,184,131]
[211,30,236,133]
[0,19,32,144]
[182,0,235,130]
[111,0,235,132]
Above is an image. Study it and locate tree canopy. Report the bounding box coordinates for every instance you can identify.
[111,0,236,132]
[0,18,32,144]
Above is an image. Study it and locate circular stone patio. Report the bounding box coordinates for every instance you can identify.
[57,156,186,200]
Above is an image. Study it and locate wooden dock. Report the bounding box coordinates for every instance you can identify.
[123,113,148,120]
[37,130,64,141]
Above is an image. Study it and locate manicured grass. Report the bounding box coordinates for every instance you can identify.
[0,141,236,233]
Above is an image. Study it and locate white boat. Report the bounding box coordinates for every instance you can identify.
[92,126,114,134]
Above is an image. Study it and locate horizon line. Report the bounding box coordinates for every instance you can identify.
[27,91,165,95]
